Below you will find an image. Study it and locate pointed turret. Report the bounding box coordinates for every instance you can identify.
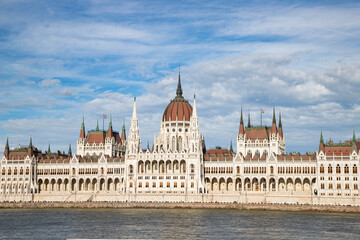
[28,137,33,157]
[230,140,233,153]
[68,144,72,157]
[96,119,99,131]
[48,144,51,153]
[147,141,150,150]
[176,68,183,98]
[278,112,283,138]
[121,119,126,142]
[352,130,357,153]
[4,138,9,159]
[239,108,245,135]
[80,114,85,138]
[109,114,112,129]
[271,107,277,134]
[247,113,251,128]
[107,115,113,138]
[319,130,325,153]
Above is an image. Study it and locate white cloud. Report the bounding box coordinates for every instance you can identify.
[39,78,61,87]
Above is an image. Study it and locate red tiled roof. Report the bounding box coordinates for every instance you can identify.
[245,127,271,140]
[325,146,351,156]
[86,132,105,144]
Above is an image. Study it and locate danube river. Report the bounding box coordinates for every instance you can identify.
[1,208,360,239]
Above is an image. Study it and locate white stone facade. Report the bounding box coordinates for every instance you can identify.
[1,79,360,206]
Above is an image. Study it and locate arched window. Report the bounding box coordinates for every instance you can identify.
[26,168,29,175]
[270,166,274,174]
[353,165,358,174]
[344,164,349,174]
[320,164,324,174]
[20,168,23,175]
[129,165,133,174]
[336,164,341,174]
[328,164,332,174]
[237,166,240,174]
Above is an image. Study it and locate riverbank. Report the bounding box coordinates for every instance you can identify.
[0,201,360,213]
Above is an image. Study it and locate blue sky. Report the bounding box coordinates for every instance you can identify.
[1,0,360,155]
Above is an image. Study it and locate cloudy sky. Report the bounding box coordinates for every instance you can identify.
[1,0,360,155]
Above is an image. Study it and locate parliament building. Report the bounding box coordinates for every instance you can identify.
[1,74,359,205]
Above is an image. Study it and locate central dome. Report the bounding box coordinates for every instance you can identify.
[162,73,193,122]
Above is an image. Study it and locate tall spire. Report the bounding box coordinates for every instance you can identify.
[29,137,33,148]
[247,113,251,128]
[147,141,150,150]
[48,144,51,153]
[239,108,245,135]
[192,94,197,118]
[272,107,277,134]
[68,144,72,157]
[278,112,283,138]
[96,119,99,131]
[132,97,137,120]
[176,67,183,98]
[230,140,233,153]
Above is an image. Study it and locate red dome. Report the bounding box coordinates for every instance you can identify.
[163,97,193,121]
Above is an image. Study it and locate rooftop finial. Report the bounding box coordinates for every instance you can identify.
[176,66,183,98]
[96,119,99,131]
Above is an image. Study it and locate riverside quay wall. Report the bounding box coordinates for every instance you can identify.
[2,192,360,206]
[1,201,360,214]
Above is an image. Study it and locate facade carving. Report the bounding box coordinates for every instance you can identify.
[1,74,360,205]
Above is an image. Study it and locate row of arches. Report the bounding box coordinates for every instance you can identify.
[205,177,315,193]
[37,178,124,193]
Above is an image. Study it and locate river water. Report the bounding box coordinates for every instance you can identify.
[1,208,360,239]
